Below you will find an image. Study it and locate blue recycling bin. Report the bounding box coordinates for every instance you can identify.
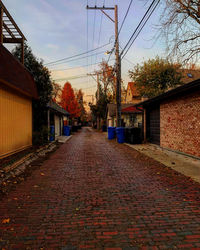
[64,126,71,136]
[50,125,55,141]
[108,126,116,140]
[116,127,125,143]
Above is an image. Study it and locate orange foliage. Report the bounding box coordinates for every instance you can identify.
[60,82,81,118]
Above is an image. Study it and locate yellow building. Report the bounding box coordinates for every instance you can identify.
[0,45,38,159]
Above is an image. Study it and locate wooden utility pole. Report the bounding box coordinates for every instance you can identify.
[114,5,121,127]
[87,5,121,127]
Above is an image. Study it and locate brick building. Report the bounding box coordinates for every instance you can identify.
[136,79,200,158]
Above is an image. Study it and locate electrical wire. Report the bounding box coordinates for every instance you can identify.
[120,0,159,58]
[47,50,108,67]
[53,67,115,82]
[44,42,111,66]
[91,0,97,67]
[94,0,106,67]
[53,74,88,82]
[50,59,115,72]
[118,0,134,43]
[107,0,134,64]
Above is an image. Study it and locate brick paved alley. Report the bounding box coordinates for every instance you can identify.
[0,127,200,249]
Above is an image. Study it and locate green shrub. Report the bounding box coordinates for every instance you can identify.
[33,126,49,146]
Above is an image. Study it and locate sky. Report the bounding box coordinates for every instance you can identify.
[3,0,166,102]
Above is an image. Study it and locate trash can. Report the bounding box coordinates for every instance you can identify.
[108,126,115,140]
[129,127,142,144]
[116,127,125,144]
[124,127,130,143]
[64,126,71,136]
[50,125,55,141]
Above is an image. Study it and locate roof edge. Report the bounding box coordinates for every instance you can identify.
[0,78,37,99]
[134,78,200,107]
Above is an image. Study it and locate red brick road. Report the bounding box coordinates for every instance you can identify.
[0,127,200,249]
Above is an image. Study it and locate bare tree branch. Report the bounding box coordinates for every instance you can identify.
[159,0,200,64]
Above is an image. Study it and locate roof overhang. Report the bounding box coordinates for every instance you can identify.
[47,101,70,117]
[134,78,200,108]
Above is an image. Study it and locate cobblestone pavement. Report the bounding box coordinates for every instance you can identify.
[0,128,200,249]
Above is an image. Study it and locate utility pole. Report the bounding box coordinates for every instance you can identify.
[87,5,121,127]
[114,5,121,127]
[87,72,101,129]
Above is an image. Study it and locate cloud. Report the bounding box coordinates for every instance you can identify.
[47,44,59,50]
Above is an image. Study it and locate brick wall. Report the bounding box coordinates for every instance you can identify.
[160,90,200,158]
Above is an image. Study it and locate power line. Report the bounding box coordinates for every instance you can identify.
[123,57,134,65]
[44,42,111,66]
[53,67,115,82]
[92,0,97,52]
[53,75,88,82]
[120,0,159,57]
[50,59,115,72]
[122,0,160,59]
[107,0,134,64]
[47,50,108,67]
[95,0,106,66]
[118,0,134,41]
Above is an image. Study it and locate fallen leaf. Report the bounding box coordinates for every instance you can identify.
[40,173,45,176]
[75,208,79,211]
[157,172,160,175]
[2,218,10,224]
[33,185,39,188]
[13,198,18,200]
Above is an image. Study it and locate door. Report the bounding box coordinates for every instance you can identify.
[55,115,60,137]
[147,106,160,145]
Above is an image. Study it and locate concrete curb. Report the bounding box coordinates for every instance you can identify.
[0,141,58,185]
[125,143,200,184]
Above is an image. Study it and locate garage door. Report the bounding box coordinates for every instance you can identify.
[147,106,160,145]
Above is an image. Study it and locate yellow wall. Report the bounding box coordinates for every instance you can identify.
[0,85,32,158]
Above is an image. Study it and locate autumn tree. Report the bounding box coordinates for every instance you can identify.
[74,89,87,124]
[89,85,112,127]
[159,0,200,64]
[99,61,116,97]
[52,82,62,102]
[129,57,183,98]
[60,82,80,119]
